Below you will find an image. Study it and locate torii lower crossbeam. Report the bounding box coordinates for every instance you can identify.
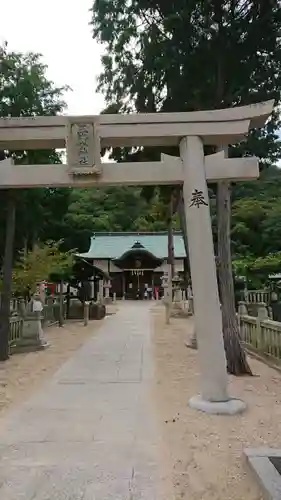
[0,152,258,188]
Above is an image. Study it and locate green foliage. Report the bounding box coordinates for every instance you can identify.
[91,1,281,118]
[0,43,70,260]
[233,251,281,287]
[231,165,281,259]
[232,256,254,277]
[11,241,74,294]
[0,42,68,117]
[251,253,281,274]
[61,186,178,251]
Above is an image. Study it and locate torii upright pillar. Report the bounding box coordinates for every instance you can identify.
[180,136,246,414]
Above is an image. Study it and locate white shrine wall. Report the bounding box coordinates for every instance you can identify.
[93,259,112,273]
[154,259,184,274]
[93,258,184,274]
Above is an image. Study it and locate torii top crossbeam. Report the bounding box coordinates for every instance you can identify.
[0,100,274,150]
[0,100,274,189]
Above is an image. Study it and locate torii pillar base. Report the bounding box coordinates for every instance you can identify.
[189,396,246,415]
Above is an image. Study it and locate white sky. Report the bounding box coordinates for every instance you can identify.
[0,0,105,115]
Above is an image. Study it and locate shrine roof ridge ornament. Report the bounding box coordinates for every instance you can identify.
[0,100,274,150]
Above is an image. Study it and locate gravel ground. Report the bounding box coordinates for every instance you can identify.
[151,306,281,500]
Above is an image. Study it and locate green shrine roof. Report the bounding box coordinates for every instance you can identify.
[77,232,186,260]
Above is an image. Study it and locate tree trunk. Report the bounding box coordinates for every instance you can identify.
[66,283,70,319]
[212,2,251,375]
[217,181,252,375]
[0,190,16,361]
[178,189,197,349]
[167,193,175,278]
[178,189,192,291]
[178,189,188,258]
[58,280,64,327]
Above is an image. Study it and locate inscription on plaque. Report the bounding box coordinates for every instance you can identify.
[66,117,101,176]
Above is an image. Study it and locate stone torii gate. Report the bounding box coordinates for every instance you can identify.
[0,100,274,414]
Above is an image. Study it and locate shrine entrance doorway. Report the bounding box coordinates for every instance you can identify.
[124,270,147,299]
[114,241,163,299]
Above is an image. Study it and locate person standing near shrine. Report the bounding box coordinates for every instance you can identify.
[147,285,152,299]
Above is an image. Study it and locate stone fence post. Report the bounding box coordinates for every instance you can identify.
[84,301,90,326]
[238,301,248,337]
[161,268,172,324]
[58,280,64,327]
[189,296,194,316]
[256,302,268,351]
[98,280,104,305]
[238,301,248,316]
[18,298,27,318]
[268,306,273,319]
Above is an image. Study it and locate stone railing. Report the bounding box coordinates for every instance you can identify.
[238,301,281,364]
[0,296,28,314]
[42,299,59,326]
[246,289,270,304]
[9,315,24,347]
[0,295,60,317]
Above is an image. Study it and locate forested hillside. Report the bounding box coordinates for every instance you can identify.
[2,161,281,274]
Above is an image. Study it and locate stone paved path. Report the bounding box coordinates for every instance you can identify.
[0,303,169,499]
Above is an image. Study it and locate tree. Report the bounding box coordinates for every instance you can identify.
[0,187,16,360]
[140,185,180,277]
[11,241,74,295]
[62,184,176,252]
[91,0,281,374]
[231,166,281,261]
[0,43,67,360]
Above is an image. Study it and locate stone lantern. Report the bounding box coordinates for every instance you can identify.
[161,270,172,324]
[172,273,182,303]
[104,280,112,303]
[98,280,104,305]
[161,272,169,300]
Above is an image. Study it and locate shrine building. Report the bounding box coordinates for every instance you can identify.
[77,232,187,299]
